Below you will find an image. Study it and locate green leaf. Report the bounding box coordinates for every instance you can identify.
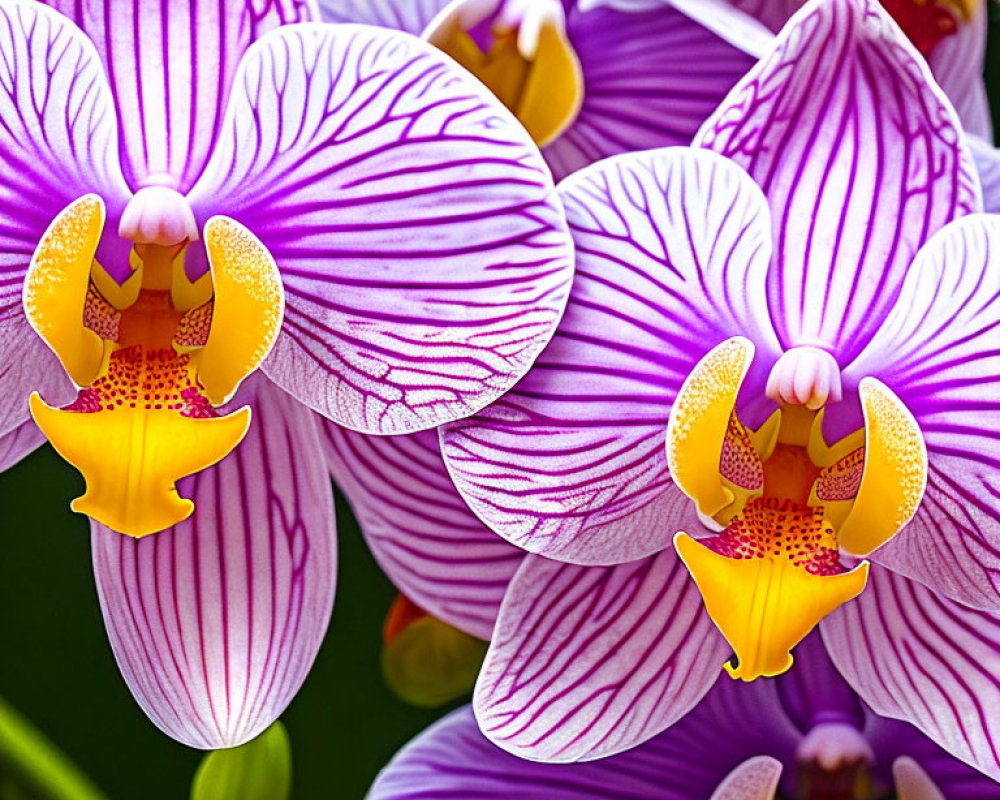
[0,696,106,800]
[190,723,291,800]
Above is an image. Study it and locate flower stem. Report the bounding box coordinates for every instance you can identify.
[0,696,107,800]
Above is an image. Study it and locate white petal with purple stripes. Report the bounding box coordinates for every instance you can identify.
[442,147,778,565]
[821,565,1000,781]
[321,424,522,639]
[696,0,979,365]
[845,216,1000,610]
[188,23,574,435]
[91,381,336,749]
[474,550,729,762]
[315,0,449,30]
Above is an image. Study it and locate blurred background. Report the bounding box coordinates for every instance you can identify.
[1,8,998,800]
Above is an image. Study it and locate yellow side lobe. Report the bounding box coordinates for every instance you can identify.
[31,392,250,537]
[425,9,583,146]
[196,217,284,406]
[666,338,754,518]
[675,532,869,681]
[22,195,107,386]
[838,379,927,556]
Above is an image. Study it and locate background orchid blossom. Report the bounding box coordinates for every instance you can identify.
[439,0,1000,776]
[316,0,775,179]
[0,0,576,747]
[368,634,1000,800]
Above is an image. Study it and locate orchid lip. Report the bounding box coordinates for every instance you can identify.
[667,338,928,680]
[22,195,284,537]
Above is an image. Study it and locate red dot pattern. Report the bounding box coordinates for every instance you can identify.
[174,301,214,348]
[720,414,764,491]
[815,447,866,502]
[83,283,121,342]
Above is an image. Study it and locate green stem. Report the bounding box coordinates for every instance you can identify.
[0,696,106,800]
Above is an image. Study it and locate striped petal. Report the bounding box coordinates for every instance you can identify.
[542,1,768,180]
[442,147,778,565]
[0,419,44,472]
[473,550,730,761]
[187,24,573,435]
[321,424,523,639]
[316,0,449,30]
[844,216,1000,610]
[91,381,336,749]
[696,0,979,366]
[821,565,1000,781]
[44,0,315,193]
[0,1,128,429]
[371,687,796,800]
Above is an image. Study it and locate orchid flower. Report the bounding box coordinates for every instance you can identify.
[0,0,575,746]
[440,0,1000,773]
[315,0,775,179]
[368,635,1000,800]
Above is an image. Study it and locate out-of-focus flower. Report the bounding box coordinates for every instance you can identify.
[441,0,1000,773]
[368,635,1000,800]
[316,0,775,179]
[191,722,291,800]
[0,0,575,747]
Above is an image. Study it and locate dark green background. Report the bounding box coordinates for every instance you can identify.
[2,10,999,800]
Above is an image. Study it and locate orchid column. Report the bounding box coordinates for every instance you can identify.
[0,0,574,747]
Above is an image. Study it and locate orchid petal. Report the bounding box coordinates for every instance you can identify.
[187,24,573,435]
[865,718,1000,799]
[442,147,778,565]
[821,564,1000,781]
[0,1,128,426]
[316,0,450,30]
[844,216,1000,610]
[0,419,44,472]
[721,0,805,31]
[541,2,766,181]
[968,137,1000,215]
[473,550,729,761]
[709,757,782,800]
[925,0,992,141]
[774,633,864,732]
[91,381,335,749]
[44,0,316,193]
[696,0,978,365]
[321,424,523,640]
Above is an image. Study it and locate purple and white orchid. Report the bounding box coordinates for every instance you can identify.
[437,0,1000,777]
[368,633,1000,800]
[0,0,576,747]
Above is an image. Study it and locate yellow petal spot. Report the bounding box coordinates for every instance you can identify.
[666,337,755,518]
[30,391,249,537]
[675,505,869,681]
[23,195,107,386]
[837,378,927,557]
[424,1,583,146]
[196,217,284,406]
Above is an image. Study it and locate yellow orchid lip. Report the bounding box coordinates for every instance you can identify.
[22,195,284,537]
[423,0,584,147]
[666,338,927,681]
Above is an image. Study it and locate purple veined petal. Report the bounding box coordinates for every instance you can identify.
[187,23,574,436]
[695,0,979,367]
[865,714,1000,799]
[442,147,779,565]
[0,0,129,422]
[315,0,450,30]
[925,0,992,141]
[320,423,523,639]
[43,0,316,194]
[820,564,1000,781]
[0,418,44,472]
[843,216,1000,610]
[719,0,804,31]
[473,550,730,762]
[91,380,336,749]
[968,137,1000,215]
[371,687,796,800]
[542,1,768,181]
